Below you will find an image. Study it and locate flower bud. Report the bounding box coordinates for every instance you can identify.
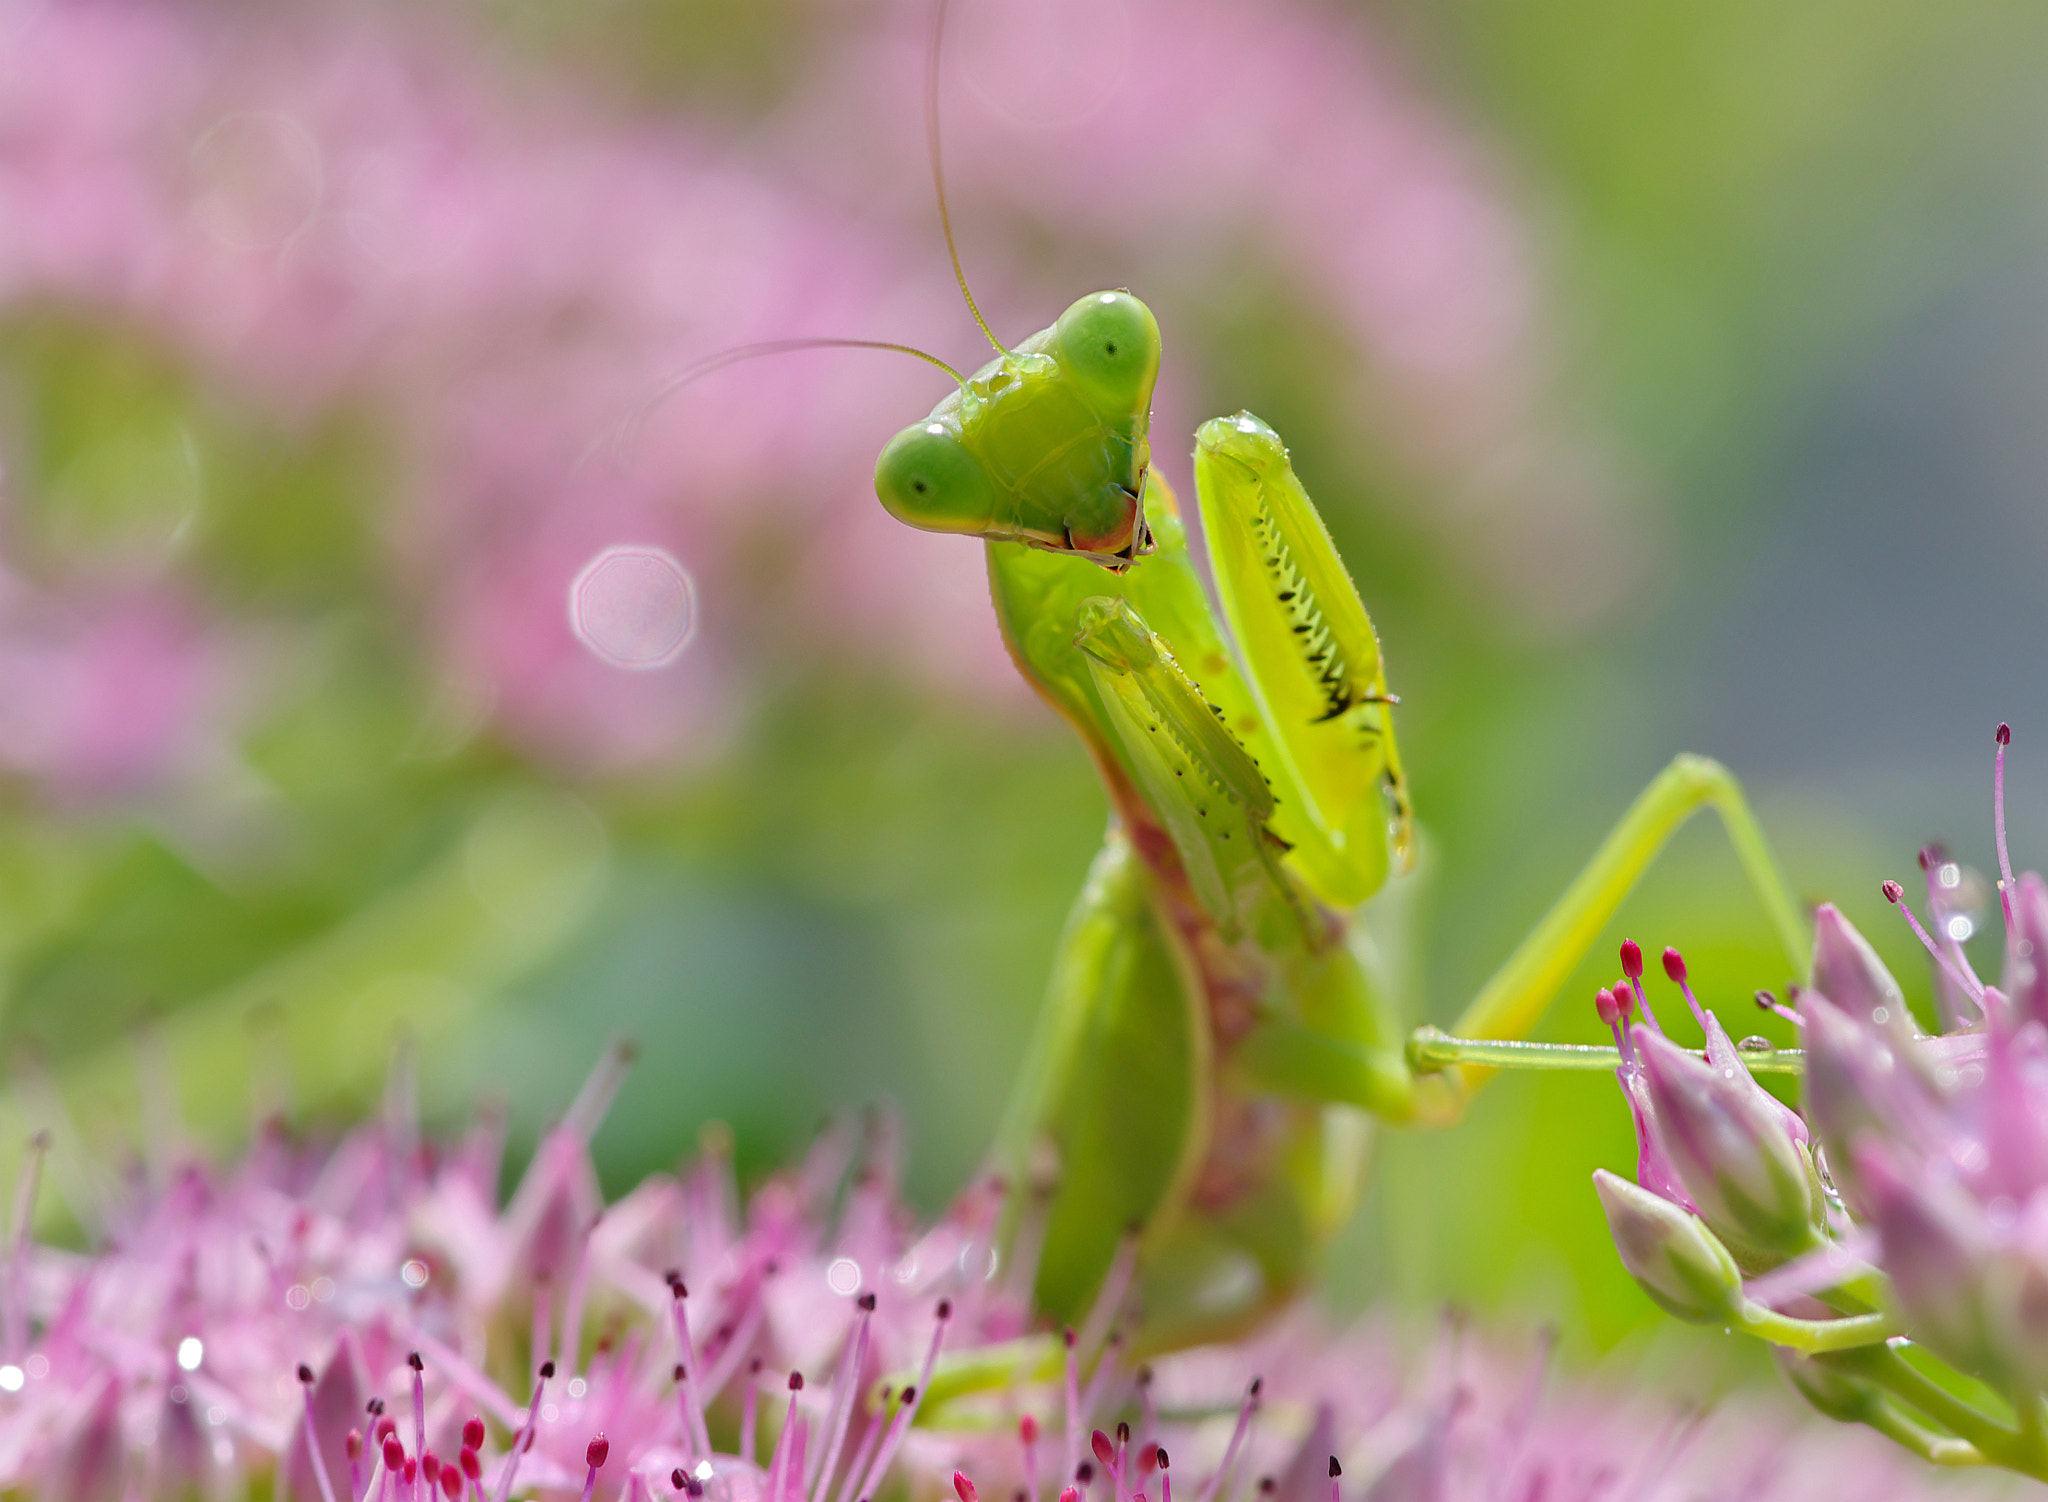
[1856,1144,2001,1379]
[1634,1027,1819,1263]
[1592,1169,1744,1323]
[1809,905,1913,1037]
[1798,995,1940,1206]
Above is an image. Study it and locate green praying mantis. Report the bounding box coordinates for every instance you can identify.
[677,0,1818,1360]
[869,282,1814,1354]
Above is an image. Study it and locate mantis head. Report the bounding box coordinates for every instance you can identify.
[874,291,1162,571]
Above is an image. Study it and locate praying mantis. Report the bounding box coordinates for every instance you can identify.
[682,0,1818,1361]
[869,283,1812,1354]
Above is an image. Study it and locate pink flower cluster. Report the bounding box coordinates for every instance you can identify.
[0,1041,2021,1500]
[1593,726,2048,1479]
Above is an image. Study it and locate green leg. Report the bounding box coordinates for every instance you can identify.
[1451,752,1806,1045]
[1235,754,1805,1121]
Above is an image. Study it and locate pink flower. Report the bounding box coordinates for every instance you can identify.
[1593,724,2048,1481]
[0,1040,2014,1500]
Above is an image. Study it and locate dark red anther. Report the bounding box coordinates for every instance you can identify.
[422,1454,441,1486]
[1249,1377,1263,1398]
[461,1450,481,1481]
[858,1292,877,1311]
[936,1299,952,1320]
[1156,1449,1170,1471]
[2000,723,2013,746]
[1019,1414,1038,1444]
[1594,988,1621,1026]
[1062,1328,1077,1349]
[407,1351,424,1372]
[367,1397,385,1416]
[539,1361,556,1380]
[403,1458,417,1486]
[1092,1431,1115,1467]
[1883,880,1904,904]
[1076,1463,1096,1484]
[1619,939,1643,980]
[1756,990,1777,1010]
[298,1364,315,1384]
[685,1477,705,1498]
[384,1437,405,1471]
[788,1372,804,1392]
[674,1471,688,1491]
[1117,1421,1130,1445]
[1661,947,1686,985]
[463,1417,485,1451]
[900,1387,917,1405]
[587,1435,609,1468]
[1328,1459,1341,1478]
[955,1472,979,1502]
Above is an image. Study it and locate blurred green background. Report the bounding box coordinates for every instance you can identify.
[0,0,2045,1377]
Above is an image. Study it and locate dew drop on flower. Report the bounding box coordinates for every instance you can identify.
[177,1337,203,1371]
[401,1259,430,1288]
[826,1257,862,1296]
[286,1283,312,1310]
[570,546,697,669]
[1944,914,1975,942]
[0,1366,21,1392]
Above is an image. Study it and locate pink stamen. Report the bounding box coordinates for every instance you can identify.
[578,1435,608,1502]
[1193,1379,1260,1502]
[1660,947,1710,1032]
[766,1372,804,1502]
[852,1301,948,1501]
[1754,990,1802,1027]
[826,1386,890,1502]
[668,1275,712,1459]
[1078,1332,1122,1437]
[807,1292,874,1502]
[1092,1431,1131,1502]
[488,1364,551,1502]
[409,1351,427,1475]
[740,1358,763,1465]
[298,1363,341,1502]
[1062,1328,1082,1485]
[1883,879,1983,1006]
[1919,847,1987,1021]
[1998,724,2017,932]
[1075,1233,1137,1363]
[1021,1414,1041,1502]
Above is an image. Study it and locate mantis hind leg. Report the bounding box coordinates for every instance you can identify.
[1435,752,1809,1103]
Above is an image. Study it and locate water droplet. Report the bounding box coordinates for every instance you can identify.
[189,112,323,251]
[0,1365,23,1392]
[1945,914,1976,943]
[401,1259,429,1289]
[570,546,697,669]
[177,1337,204,1371]
[285,1283,312,1311]
[826,1257,862,1296]
[1938,862,1962,889]
[1736,1036,1775,1055]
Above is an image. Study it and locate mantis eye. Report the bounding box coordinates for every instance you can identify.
[874,421,1002,535]
[1054,291,1161,419]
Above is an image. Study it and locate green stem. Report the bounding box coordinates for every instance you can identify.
[1859,1399,1987,1468]
[1831,1348,2042,1478]
[1406,1027,1804,1077]
[1736,1302,1895,1353]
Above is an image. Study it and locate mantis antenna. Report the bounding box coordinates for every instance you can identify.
[927,0,1009,357]
[600,337,967,467]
